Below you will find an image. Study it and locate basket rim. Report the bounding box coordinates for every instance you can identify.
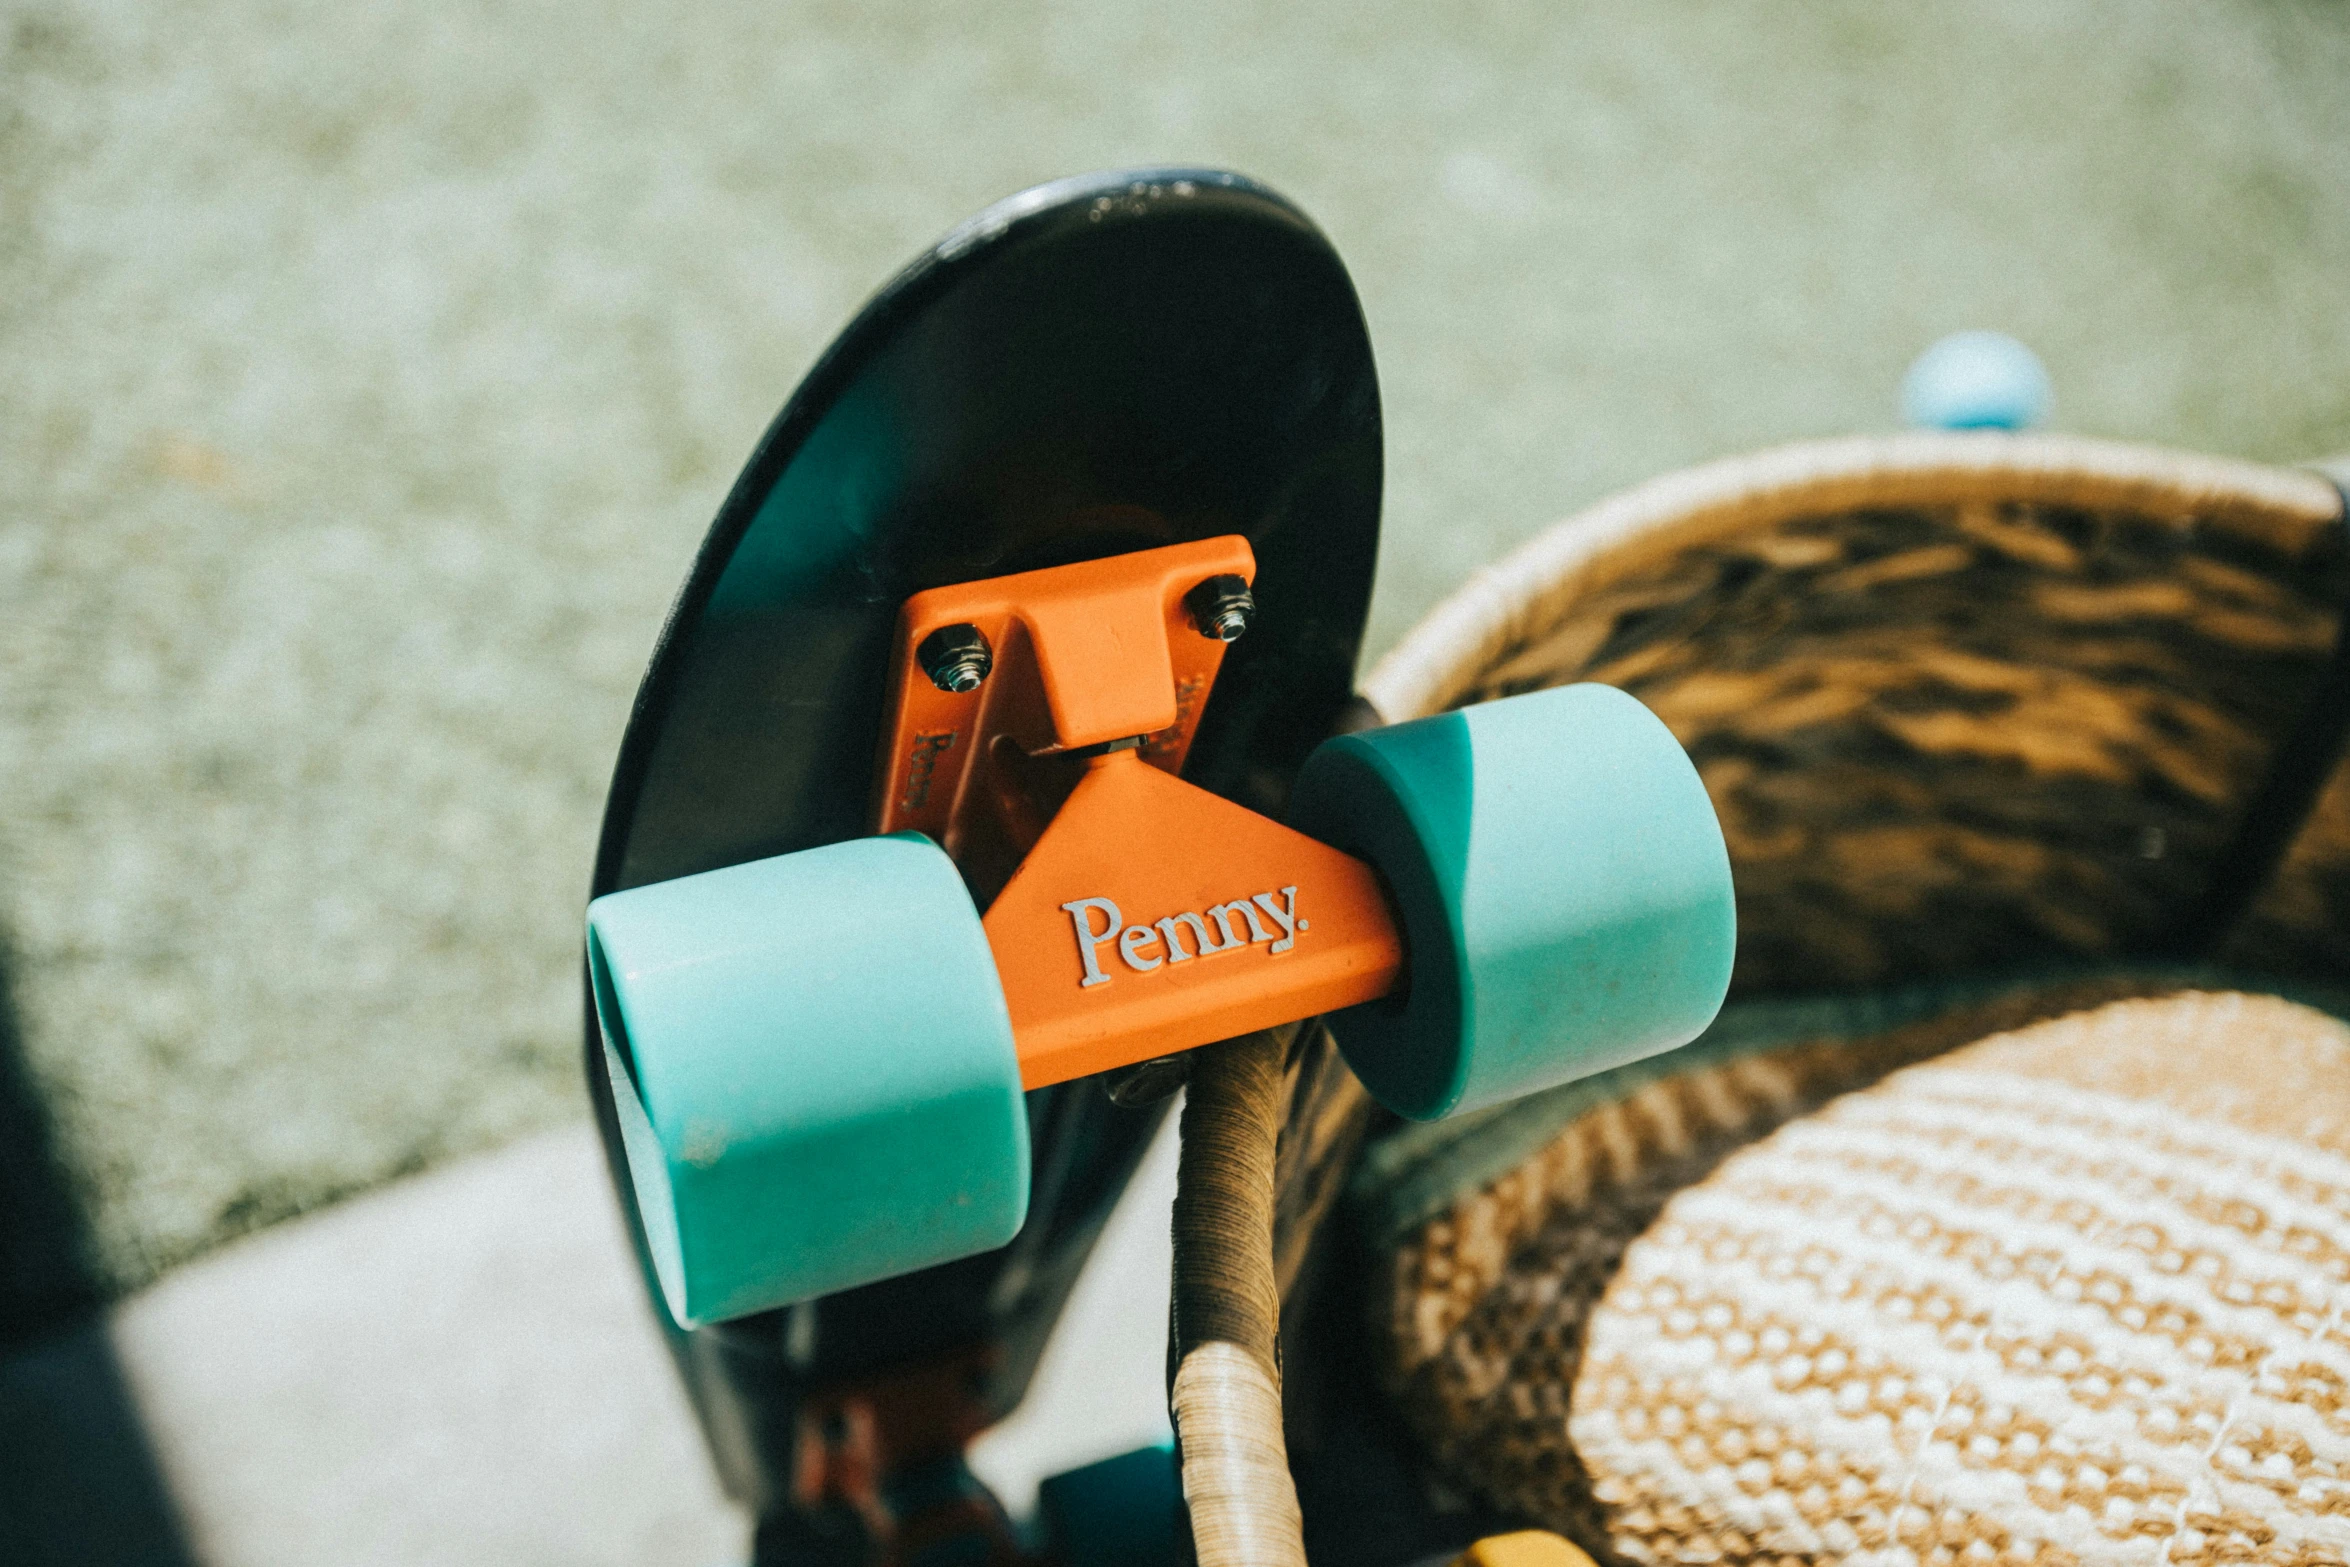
[1363,431,2346,723]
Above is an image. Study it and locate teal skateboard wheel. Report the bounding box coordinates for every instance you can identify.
[586,833,1029,1328]
[1289,683,1735,1120]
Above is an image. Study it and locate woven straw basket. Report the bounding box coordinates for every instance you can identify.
[1164,432,2350,1567]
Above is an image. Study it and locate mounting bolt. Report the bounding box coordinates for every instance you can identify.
[1186,575,1255,642]
[917,624,992,693]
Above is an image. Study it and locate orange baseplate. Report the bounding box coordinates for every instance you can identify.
[874,536,1403,1089]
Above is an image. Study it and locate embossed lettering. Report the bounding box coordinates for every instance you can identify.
[1062,897,1122,987]
[1251,887,1305,953]
[900,730,958,811]
[1207,899,1274,948]
[1119,924,1164,971]
[1065,886,1309,988]
[1155,911,1227,962]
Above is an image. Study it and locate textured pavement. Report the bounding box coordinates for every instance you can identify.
[4,0,2348,1300]
[1,1106,1181,1564]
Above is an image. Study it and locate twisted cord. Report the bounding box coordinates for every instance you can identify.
[1170,1030,1305,1567]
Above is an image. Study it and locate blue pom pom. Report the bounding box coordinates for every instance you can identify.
[1901,331,2051,430]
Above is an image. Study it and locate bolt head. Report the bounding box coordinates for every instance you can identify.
[1186,574,1255,643]
[917,624,992,694]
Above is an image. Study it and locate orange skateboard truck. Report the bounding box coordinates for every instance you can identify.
[588,534,1734,1328]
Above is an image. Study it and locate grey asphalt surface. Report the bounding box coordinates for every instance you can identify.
[4,0,2348,1297]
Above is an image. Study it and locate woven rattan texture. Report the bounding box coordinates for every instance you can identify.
[1320,442,2350,1561]
[1381,991,2350,1565]
[1377,981,2170,1554]
[2229,755,2350,976]
[1448,498,2349,994]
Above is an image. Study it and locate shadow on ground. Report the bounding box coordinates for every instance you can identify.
[0,938,196,1567]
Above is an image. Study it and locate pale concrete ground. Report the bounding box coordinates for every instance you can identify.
[9,1109,1177,1564]
[111,1129,748,1567]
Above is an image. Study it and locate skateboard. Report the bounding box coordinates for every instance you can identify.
[582,168,1737,1557]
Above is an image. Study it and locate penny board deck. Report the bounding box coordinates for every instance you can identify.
[584,166,1383,1501]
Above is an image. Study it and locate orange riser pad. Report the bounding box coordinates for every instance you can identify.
[874,537,1254,842]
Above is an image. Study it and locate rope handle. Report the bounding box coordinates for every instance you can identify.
[1170,1029,1306,1567]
